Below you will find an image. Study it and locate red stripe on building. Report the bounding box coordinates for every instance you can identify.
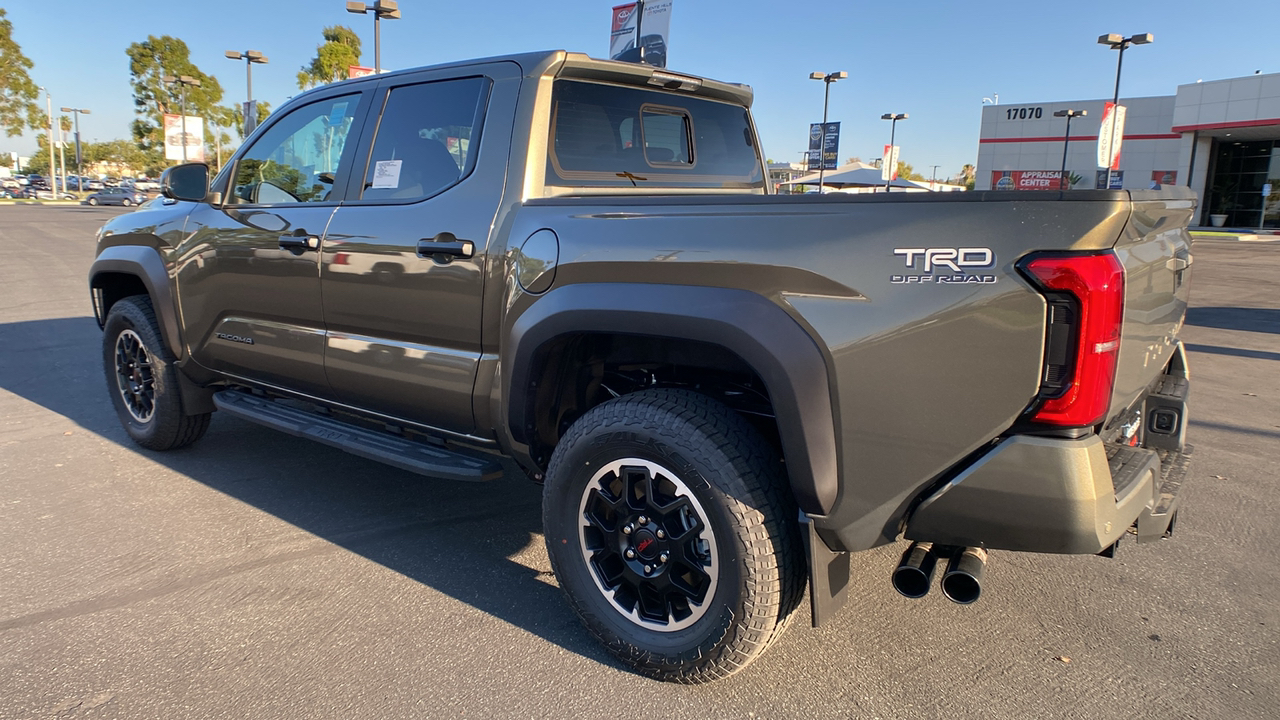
[979,133,1181,144]
[1170,117,1280,133]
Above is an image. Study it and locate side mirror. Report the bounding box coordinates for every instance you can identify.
[161,163,210,202]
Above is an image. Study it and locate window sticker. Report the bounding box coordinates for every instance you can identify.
[329,102,349,126]
[371,159,402,188]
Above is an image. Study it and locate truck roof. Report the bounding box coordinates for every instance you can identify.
[300,50,754,107]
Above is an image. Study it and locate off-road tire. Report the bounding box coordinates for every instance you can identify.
[543,388,805,683]
[102,295,210,450]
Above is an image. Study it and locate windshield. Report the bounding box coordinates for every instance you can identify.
[546,79,764,190]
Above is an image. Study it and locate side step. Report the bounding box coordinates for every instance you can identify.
[213,390,504,482]
[1135,444,1193,543]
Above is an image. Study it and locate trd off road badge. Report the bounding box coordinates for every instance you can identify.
[891,247,997,285]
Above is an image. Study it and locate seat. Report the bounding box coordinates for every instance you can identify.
[364,135,461,200]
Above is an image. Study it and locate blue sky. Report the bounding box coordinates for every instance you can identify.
[6,0,1278,178]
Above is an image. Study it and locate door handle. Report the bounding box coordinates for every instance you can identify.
[417,234,475,262]
[279,234,319,251]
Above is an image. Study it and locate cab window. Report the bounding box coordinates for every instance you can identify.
[359,77,490,201]
[230,94,363,204]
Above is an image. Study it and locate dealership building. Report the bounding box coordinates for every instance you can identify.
[976,71,1280,228]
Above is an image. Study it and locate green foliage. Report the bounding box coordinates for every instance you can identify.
[126,35,225,168]
[0,154,11,168]
[297,26,363,89]
[895,161,926,182]
[0,9,43,136]
[228,100,272,140]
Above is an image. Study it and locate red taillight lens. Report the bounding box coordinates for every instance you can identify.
[1022,252,1125,427]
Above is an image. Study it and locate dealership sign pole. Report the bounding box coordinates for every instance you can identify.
[1097,33,1152,189]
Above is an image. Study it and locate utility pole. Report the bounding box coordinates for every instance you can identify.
[42,88,59,194]
[60,107,90,183]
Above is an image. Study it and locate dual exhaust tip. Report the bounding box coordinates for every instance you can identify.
[892,542,988,605]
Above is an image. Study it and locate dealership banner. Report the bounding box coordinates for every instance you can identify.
[806,123,839,171]
[1097,102,1126,169]
[163,114,204,162]
[807,124,822,170]
[610,1,673,68]
[881,144,900,181]
[1151,170,1177,186]
[1095,169,1124,189]
[990,170,1065,191]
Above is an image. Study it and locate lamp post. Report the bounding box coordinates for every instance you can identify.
[1097,33,1153,188]
[930,164,941,191]
[40,87,59,195]
[162,75,201,162]
[347,1,401,74]
[60,106,90,183]
[881,113,908,192]
[225,50,268,136]
[808,71,847,193]
[1053,109,1087,190]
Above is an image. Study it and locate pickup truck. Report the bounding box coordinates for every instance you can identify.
[89,50,1193,683]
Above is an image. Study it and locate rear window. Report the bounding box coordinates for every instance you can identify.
[547,80,764,189]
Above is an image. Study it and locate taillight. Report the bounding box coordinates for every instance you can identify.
[1021,252,1125,427]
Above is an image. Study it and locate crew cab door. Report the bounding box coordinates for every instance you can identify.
[319,62,519,435]
[175,89,371,395]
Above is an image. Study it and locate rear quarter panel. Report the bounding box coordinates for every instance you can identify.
[502,191,1133,551]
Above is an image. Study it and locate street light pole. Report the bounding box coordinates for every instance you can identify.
[808,71,847,193]
[930,164,941,190]
[60,107,90,183]
[41,87,59,195]
[163,75,202,163]
[347,1,401,74]
[1053,109,1087,190]
[881,113,908,192]
[225,50,269,136]
[1098,33,1152,189]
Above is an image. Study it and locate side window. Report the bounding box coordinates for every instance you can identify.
[231,94,362,205]
[359,77,489,201]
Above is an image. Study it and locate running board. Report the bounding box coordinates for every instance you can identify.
[213,390,504,482]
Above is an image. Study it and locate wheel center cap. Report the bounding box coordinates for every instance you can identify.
[632,529,659,560]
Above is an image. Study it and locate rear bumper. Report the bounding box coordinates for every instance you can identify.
[904,434,1189,554]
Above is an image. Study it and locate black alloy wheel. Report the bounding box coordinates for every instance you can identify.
[578,458,719,631]
[113,328,155,423]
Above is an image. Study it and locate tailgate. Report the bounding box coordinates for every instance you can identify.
[1109,187,1196,420]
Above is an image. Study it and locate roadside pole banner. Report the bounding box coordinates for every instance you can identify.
[1097,102,1126,169]
[808,123,822,171]
[164,114,204,162]
[821,122,840,170]
[881,145,900,181]
[610,0,673,68]
[163,114,184,161]
[348,65,375,79]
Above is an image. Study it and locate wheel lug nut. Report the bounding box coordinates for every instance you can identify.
[622,523,633,535]
[638,516,648,525]
[625,548,636,559]
[655,529,665,539]
[644,565,653,574]
[659,552,669,563]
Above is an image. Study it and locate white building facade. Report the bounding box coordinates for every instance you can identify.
[976,71,1280,228]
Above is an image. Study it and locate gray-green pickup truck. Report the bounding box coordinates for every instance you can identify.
[89,50,1194,683]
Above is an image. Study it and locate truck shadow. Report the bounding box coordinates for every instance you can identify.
[0,316,617,671]
[1185,307,1280,335]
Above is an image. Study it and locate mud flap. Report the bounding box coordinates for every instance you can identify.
[801,514,851,627]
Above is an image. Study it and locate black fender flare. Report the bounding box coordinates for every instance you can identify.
[503,283,839,515]
[89,245,184,360]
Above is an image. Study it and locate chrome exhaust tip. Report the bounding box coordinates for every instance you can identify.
[891,542,937,599]
[940,546,988,605]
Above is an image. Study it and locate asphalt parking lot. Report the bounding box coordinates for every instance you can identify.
[1,204,1277,719]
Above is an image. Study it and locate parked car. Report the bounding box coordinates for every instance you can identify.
[84,187,147,206]
[87,179,104,191]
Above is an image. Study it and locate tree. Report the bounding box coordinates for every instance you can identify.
[126,35,225,167]
[845,156,863,165]
[228,100,272,140]
[895,161,926,182]
[952,163,976,191]
[0,9,42,137]
[297,26,363,89]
